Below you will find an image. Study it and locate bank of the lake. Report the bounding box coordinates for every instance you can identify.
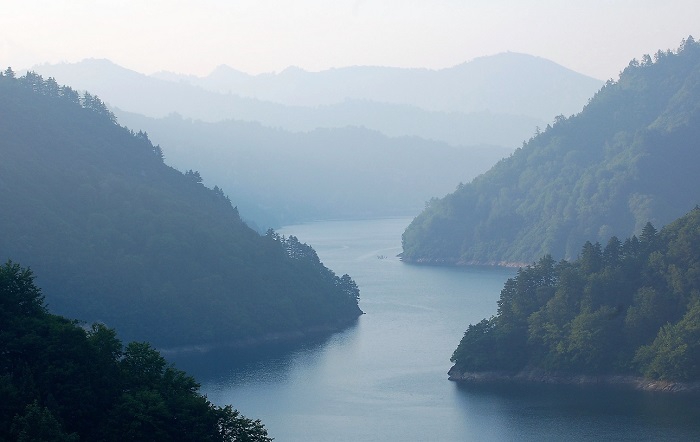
[401,257,530,268]
[448,366,700,394]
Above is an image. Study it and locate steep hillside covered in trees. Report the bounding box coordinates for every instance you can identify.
[450,207,700,383]
[0,261,272,441]
[0,69,362,347]
[402,38,700,265]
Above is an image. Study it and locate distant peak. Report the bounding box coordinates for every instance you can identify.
[79,58,120,66]
[280,65,306,75]
[211,64,238,74]
[205,64,252,80]
[459,52,543,66]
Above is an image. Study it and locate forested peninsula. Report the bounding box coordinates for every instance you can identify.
[0,69,362,348]
[402,37,700,266]
[0,261,272,441]
[449,207,700,391]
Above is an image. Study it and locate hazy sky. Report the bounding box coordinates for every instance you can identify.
[2,1,698,80]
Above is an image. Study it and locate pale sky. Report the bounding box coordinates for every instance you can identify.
[1,1,698,80]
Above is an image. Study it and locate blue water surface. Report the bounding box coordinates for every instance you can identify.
[170,218,700,441]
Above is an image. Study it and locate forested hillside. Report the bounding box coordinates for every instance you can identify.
[0,261,272,441]
[402,38,700,265]
[0,69,362,347]
[450,206,700,382]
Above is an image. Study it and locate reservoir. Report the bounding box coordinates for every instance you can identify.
[171,218,700,441]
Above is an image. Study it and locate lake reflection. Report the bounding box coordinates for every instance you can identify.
[169,218,700,441]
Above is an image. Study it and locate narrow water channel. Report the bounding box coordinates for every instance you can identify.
[170,218,700,441]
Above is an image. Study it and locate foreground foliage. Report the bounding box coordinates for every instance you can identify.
[0,261,272,441]
[451,207,700,382]
[403,37,700,265]
[0,69,361,347]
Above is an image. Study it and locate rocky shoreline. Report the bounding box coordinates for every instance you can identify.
[448,365,700,394]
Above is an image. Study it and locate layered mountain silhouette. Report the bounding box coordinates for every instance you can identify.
[33,53,601,147]
[115,110,513,228]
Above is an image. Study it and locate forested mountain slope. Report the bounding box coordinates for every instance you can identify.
[450,207,700,383]
[0,70,362,347]
[0,262,272,441]
[402,38,700,265]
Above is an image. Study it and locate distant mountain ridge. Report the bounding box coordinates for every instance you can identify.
[402,38,700,266]
[32,54,601,148]
[153,52,602,120]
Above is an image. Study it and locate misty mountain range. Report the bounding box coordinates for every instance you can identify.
[32,53,601,148]
[114,110,513,228]
[30,53,602,227]
[152,52,601,118]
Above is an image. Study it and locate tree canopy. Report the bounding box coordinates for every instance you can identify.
[450,207,700,382]
[0,261,272,441]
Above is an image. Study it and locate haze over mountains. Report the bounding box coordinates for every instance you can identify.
[31,53,601,228]
[33,53,601,147]
[114,110,513,228]
[152,52,601,118]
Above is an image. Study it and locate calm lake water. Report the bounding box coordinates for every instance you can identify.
[171,218,700,441]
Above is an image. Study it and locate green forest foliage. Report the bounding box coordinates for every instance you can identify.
[0,70,362,347]
[451,207,700,382]
[0,261,272,441]
[402,37,700,265]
